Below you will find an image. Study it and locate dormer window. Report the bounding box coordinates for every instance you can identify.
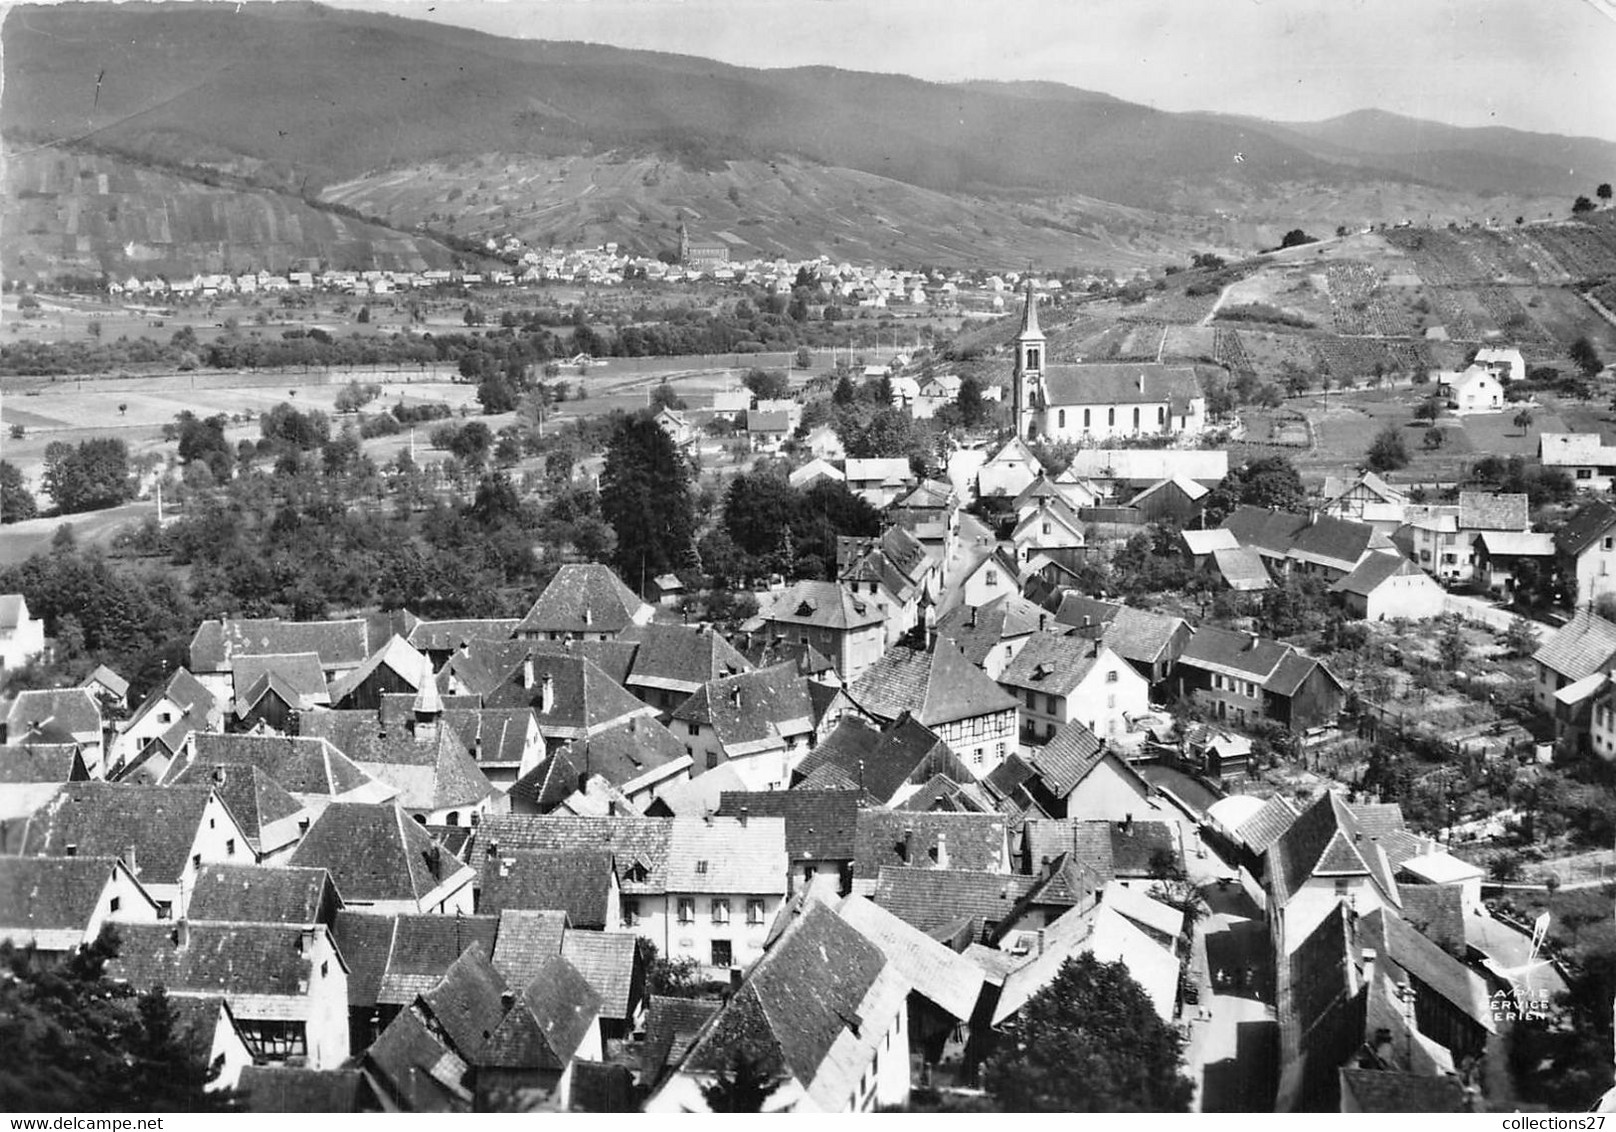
[696,860,709,875]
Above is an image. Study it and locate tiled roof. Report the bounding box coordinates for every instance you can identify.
[1063,448,1228,483]
[1539,431,1616,469]
[330,910,398,1006]
[490,909,570,990]
[1025,721,1108,798]
[514,564,648,636]
[792,715,969,804]
[526,638,640,688]
[187,864,336,925]
[640,996,723,1089]
[82,664,130,699]
[1042,362,1201,408]
[1338,1069,1470,1114]
[670,663,817,750]
[327,636,431,706]
[621,624,752,692]
[407,619,518,653]
[1096,819,1180,876]
[1182,528,1240,555]
[169,762,305,849]
[1267,792,1401,909]
[560,928,639,1021]
[1557,499,1616,556]
[998,631,1109,696]
[0,855,127,939]
[229,653,330,709]
[665,816,788,894]
[441,707,535,769]
[1360,908,1491,1030]
[0,593,26,629]
[478,850,615,927]
[1532,607,1616,681]
[1235,794,1300,855]
[849,638,1017,727]
[682,901,886,1085]
[19,782,219,885]
[715,790,859,862]
[0,743,85,783]
[855,810,1007,878]
[493,652,652,739]
[1222,505,1312,557]
[108,922,330,997]
[1100,606,1190,666]
[299,713,494,810]
[5,688,101,740]
[1052,593,1121,631]
[473,815,671,895]
[844,457,914,485]
[1289,514,1389,569]
[289,803,472,905]
[190,617,369,673]
[1212,545,1274,591]
[1457,491,1528,532]
[420,945,508,1061]
[1179,625,1290,681]
[834,894,984,1020]
[364,1008,471,1110]
[1267,651,1336,698]
[746,409,791,433]
[185,733,379,800]
[565,715,689,788]
[377,912,501,1006]
[1475,530,1556,557]
[1330,554,1431,597]
[1396,884,1467,956]
[872,867,1040,934]
[479,954,601,1070]
[759,579,884,631]
[238,1066,373,1113]
[934,593,1047,666]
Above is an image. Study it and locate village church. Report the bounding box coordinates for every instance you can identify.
[1010,285,1207,442]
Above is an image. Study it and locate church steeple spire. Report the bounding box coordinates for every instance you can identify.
[1012,276,1046,440]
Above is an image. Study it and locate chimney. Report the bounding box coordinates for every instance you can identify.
[1137,373,1145,393]
[428,843,443,876]
[540,673,555,715]
[969,606,978,628]
[1036,929,1046,956]
[211,765,226,786]
[583,607,593,627]
[499,856,513,879]
[1246,632,1259,652]
[1122,812,1133,833]
[935,833,949,870]
[172,919,190,949]
[124,844,137,877]
[500,991,516,1013]
[297,926,316,956]
[739,806,748,828]
[485,839,498,860]
[729,686,742,708]
[522,656,535,690]
[1039,613,1048,632]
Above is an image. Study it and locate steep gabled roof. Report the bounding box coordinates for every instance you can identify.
[665,816,789,894]
[108,921,340,997]
[1331,555,1433,597]
[641,996,724,1090]
[299,714,494,811]
[1532,607,1616,681]
[0,856,137,943]
[1557,499,1616,556]
[1026,720,1129,798]
[998,631,1112,696]
[934,593,1047,666]
[327,636,431,706]
[872,866,1040,934]
[477,850,615,927]
[5,688,101,740]
[183,733,383,801]
[715,790,859,862]
[289,803,471,905]
[564,715,689,788]
[237,1066,374,1113]
[1457,491,1528,532]
[855,810,1007,877]
[1179,625,1291,682]
[187,864,338,925]
[189,617,369,673]
[561,929,640,1023]
[791,715,970,803]
[833,894,984,1022]
[472,815,671,895]
[420,945,509,1061]
[229,653,330,709]
[514,564,648,636]
[670,663,817,751]
[1267,792,1402,909]
[849,637,1017,727]
[406,618,518,654]
[375,913,501,1007]
[621,623,752,692]
[0,743,87,784]
[682,902,886,1087]
[490,909,570,990]
[479,954,601,1070]
[759,579,884,631]
[19,782,222,886]
[1042,362,1201,409]
[169,762,305,849]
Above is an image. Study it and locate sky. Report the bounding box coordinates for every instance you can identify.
[327,0,1616,143]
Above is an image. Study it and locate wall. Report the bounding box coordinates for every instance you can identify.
[932,709,1017,779]
[664,891,783,978]
[1360,574,1446,621]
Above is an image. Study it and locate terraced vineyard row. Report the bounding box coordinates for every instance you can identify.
[1388,220,1616,286]
[1311,336,1431,383]
[1475,286,1556,347]
[1213,327,1256,383]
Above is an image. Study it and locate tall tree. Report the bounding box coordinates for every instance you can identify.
[42,438,132,514]
[986,953,1193,1112]
[1,460,38,523]
[600,415,696,588]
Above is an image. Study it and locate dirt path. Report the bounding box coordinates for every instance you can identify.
[1199,280,1240,328]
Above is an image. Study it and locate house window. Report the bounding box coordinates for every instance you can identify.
[1133,407,1141,429]
[1083,409,1091,429]
[225,839,236,857]
[677,898,695,924]
[973,748,983,765]
[1606,538,1614,551]
[192,854,201,870]
[622,899,641,927]
[747,899,765,925]
[696,860,709,875]
[320,961,329,978]
[689,723,702,737]
[1045,694,1059,715]
[1108,408,1115,427]
[157,901,172,920]
[712,940,734,968]
[996,741,1006,760]
[1579,469,1593,480]
[1106,670,1118,683]
[109,896,121,914]
[986,569,998,585]
[1027,347,1040,371]
[238,1020,309,1061]
[711,899,731,925]
[1158,406,1167,426]
[706,751,719,770]
[1058,409,1066,429]
[1334,878,1350,897]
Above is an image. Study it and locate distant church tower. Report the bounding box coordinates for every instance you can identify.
[1012,280,1046,439]
[678,222,691,265]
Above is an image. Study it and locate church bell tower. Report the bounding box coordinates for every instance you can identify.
[1012,280,1046,439]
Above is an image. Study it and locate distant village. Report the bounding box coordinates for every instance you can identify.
[9,271,1616,1114]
